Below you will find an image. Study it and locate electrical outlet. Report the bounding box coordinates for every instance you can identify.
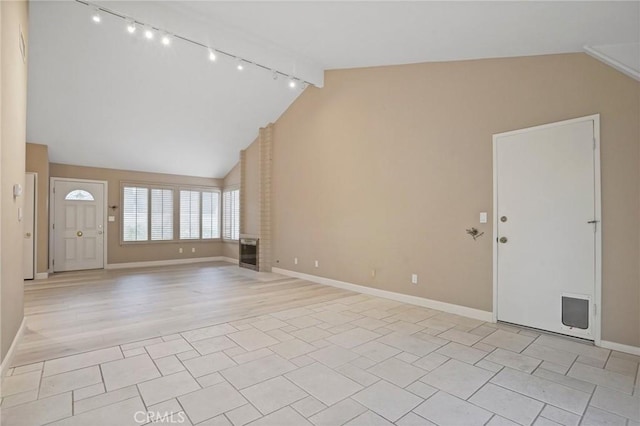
[480,212,488,223]
[192,248,195,253]
[294,257,298,265]
[314,260,319,268]
[411,274,418,284]
[179,248,183,254]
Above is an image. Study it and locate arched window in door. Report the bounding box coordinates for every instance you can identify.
[64,189,95,201]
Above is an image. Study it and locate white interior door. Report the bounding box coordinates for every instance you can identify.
[23,173,36,280]
[494,116,599,340]
[52,179,105,272]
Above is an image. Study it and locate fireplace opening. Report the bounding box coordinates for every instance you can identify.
[239,238,259,271]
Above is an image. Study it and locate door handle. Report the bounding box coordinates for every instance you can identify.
[76,231,83,237]
[499,236,508,244]
[25,232,31,238]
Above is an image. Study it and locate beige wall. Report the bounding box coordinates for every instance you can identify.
[50,163,224,265]
[1,0,28,362]
[224,163,241,188]
[26,143,49,274]
[222,162,241,259]
[242,139,260,237]
[271,53,640,347]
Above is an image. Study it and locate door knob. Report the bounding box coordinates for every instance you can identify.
[76,231,83,237]
[499,236,508,244]
[25,232,31,238]
[500,216,508,222]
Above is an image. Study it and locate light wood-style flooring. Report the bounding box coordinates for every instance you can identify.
[5,262,636,426]
[16,262,349,366]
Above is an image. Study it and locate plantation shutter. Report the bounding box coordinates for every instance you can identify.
[123,186,148,241]
[151,188,173,240]
[202,191,220,239]
[180,190,200,239]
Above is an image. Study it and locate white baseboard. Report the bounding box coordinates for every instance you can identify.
[106,257,224,270]
[272,268,493,322]
[1,318,26,377]
[35,272,49,280]
[220,257,239,264]
[600,340,640,356]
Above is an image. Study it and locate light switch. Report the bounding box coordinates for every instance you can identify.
[479,212,488,224]
[108,216,116,222]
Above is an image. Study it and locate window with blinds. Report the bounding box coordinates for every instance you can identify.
[123,186,149,241]
[180,190,201,239]
[202,191,220,239]
[123,186,173,243]
[180,189,220,240]
[151,189,173,240]
[223,189,240,240]
[122,184,219,243]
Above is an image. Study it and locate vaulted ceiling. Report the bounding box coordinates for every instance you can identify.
[27,1,640,178]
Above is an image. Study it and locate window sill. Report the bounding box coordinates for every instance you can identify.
[121,239,222,246]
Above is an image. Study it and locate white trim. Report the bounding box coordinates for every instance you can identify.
[220,257,239,264]
[272,268,493,322]
[592,116,602,346]
[1,318,26,377]
[600,340,640,356]
[584,45,640,82]
[492,114,602,344]
[50,177,108,272]
[34,272,49,280]
[106,256,223,269]
[25,172,37,280]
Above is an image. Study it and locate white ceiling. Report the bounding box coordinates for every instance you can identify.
[27,1,640,178]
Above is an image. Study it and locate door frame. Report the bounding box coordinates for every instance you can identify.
[491,114,602,345]
[49,177,109,272]
[24,172,37,279]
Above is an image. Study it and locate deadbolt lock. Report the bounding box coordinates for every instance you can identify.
[76,231,83,237]
[500,216,508,222]
[499,236,508,244]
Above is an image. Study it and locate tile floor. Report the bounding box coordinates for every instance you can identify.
[1,291,639,425]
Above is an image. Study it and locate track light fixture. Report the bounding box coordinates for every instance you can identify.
[77,0,312,90]
[91,8,101,23]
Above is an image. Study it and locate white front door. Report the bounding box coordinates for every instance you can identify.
[494,115,600,340]
[23,173,36,280]
[52,179,106,272]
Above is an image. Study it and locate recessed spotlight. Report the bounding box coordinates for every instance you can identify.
[144,28,154,40]
[161,34,171,46]
[126,21,136,34]
[208,50,217,62]
[289,78,297,89]
[237,60,244,71]
[91,9,101,23]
